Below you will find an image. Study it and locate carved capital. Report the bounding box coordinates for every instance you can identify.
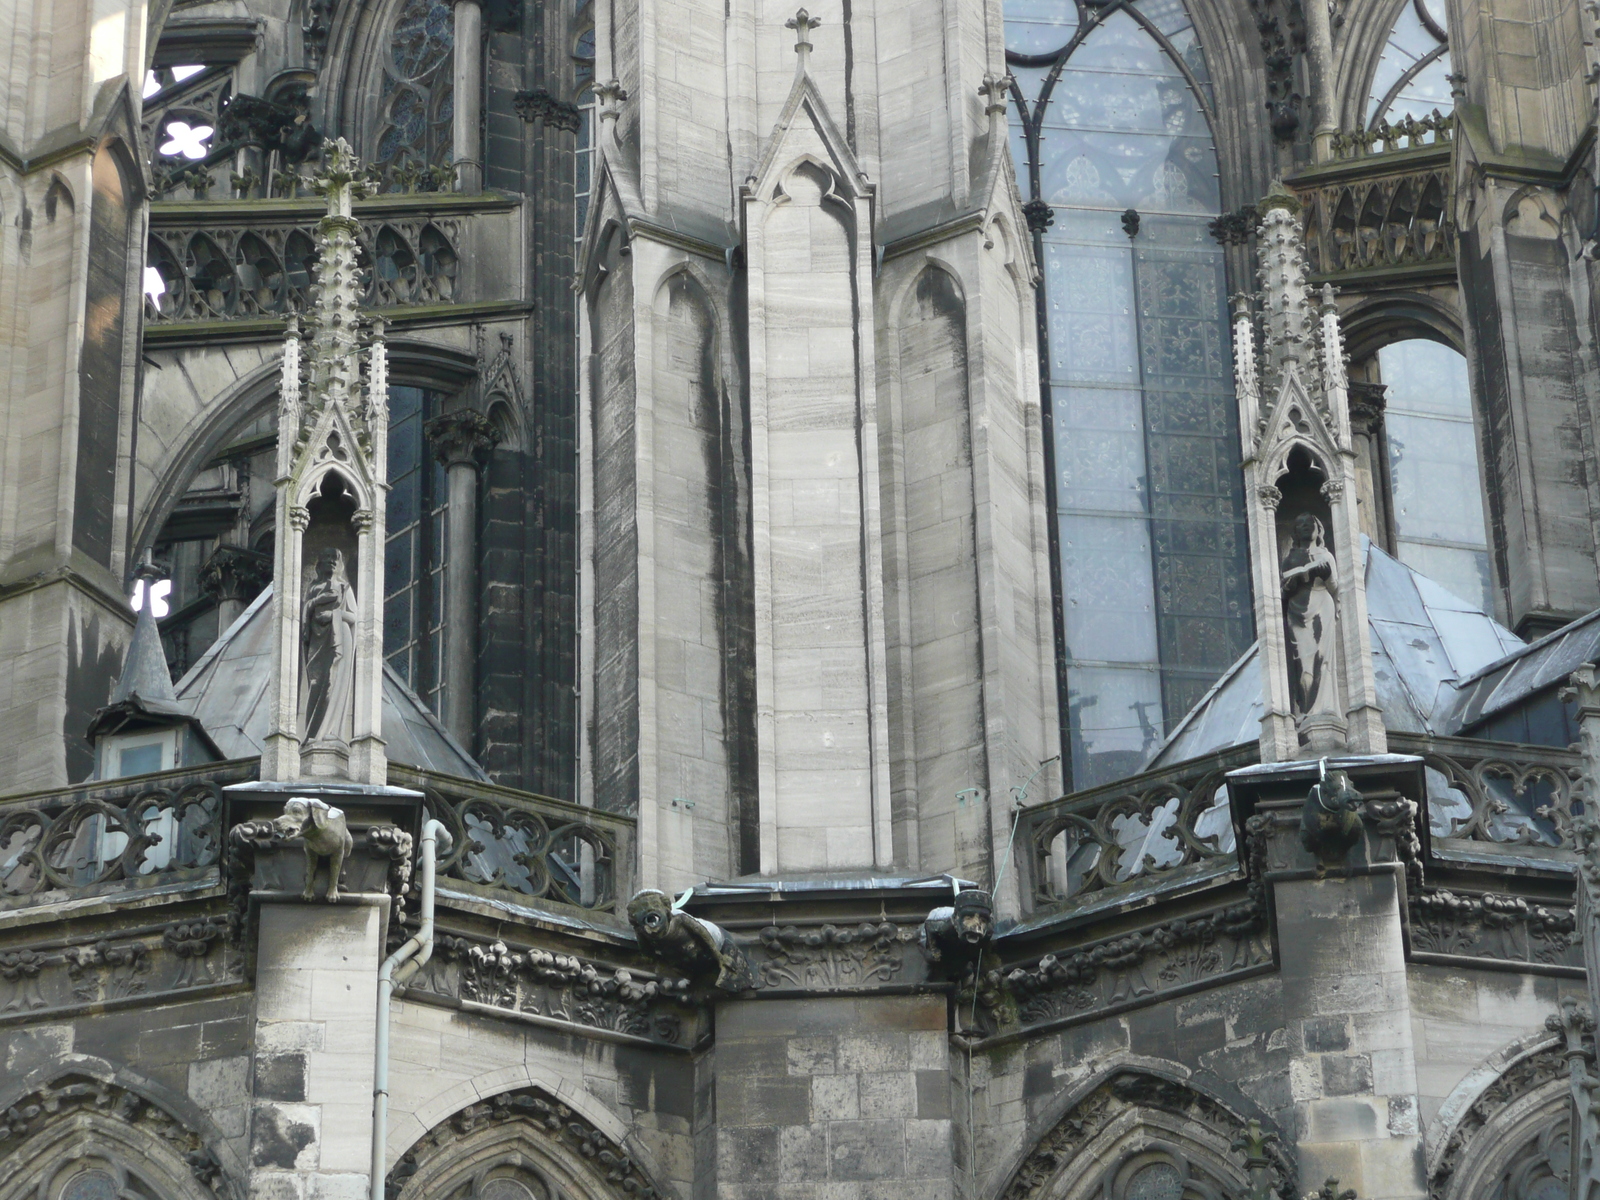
[512,88,582,133]
[427,408,500,470]
[1320,478,1345,501]
[1022,197,1055,233]
[198,545,273,604]
[1257,484,1283,510]
[289,506,311,532]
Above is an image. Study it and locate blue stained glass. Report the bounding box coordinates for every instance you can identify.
[1007,0,1249,788]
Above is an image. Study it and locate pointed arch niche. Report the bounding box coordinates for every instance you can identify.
[1005,0,1251,789]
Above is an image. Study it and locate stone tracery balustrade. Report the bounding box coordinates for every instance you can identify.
[388,765,635,920]
[1015,746,1257,914]
[145,205,462,322]
[1015,733,1587,916]
[0,762,253,909]
[1389,731,1587,852]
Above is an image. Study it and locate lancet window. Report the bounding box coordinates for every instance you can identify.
[1006,0,1251,789]
[384,386,451,710]
[1366,338,1492,611]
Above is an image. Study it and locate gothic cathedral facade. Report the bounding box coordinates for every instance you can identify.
[3,0,1600,1197]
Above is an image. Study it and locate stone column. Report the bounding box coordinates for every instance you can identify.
[426,409,499,748]
[199,545,274,635]
[1302,0,1337,163]
[448,0,483,193]
[1229,757,1430,1200]
[251,898,385,1200]
[1347,382,1394,554]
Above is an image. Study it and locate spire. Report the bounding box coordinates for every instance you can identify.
[1256,180,1314,393]
[110,559,176,707]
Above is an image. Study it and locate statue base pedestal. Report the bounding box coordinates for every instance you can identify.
[1296,712,1347,757]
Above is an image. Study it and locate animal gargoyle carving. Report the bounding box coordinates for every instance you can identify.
[1299,766,1364,868]
[272,797,353,901]
[920,888,994,977]
[627,889,753,993]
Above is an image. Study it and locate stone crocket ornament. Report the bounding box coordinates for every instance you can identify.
[627,889,753,993]
[272,797,354,901]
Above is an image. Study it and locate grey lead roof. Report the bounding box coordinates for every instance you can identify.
[171,585,489,781]
[1441,607,1600,733]
[1147,541,1525,768]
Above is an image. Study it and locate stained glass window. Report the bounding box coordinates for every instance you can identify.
[374,0,455,177]
[1377,339,1492,610]
[1007,0,1250,789]
[385,386,450,711]
[1367,0,1452,125]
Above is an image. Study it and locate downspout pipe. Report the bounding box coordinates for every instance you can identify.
[372,819,450,1200]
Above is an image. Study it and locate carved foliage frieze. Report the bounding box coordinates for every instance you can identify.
[0,920,240,1019]
[1408,890,1580,971]
[752,922,911,991]
[404,936,699,1048]
[989,898,1272,1035]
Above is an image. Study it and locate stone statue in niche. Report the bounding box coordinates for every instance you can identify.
[1281,512,1341,728]
[300,546,358,744]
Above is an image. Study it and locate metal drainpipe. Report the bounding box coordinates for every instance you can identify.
[372,819,450,1200]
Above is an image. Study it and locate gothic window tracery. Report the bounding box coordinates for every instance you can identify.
[374,0,456,178]
[1367,0,1452,126]
[1006,0,1251,789]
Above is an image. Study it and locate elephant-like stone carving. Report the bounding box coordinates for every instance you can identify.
[627,889,753,994]
[272,797,354,901]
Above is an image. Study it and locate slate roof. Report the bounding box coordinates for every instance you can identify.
[171,585,489,780]
[1147,541,1525,768]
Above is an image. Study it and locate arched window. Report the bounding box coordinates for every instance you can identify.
[1363,338,1492,611]
[374,0,456,177]
[1007,0,1251,789]
[384,385,451,709]
[1367,0,1452,126]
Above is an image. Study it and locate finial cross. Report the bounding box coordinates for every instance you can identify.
[786,8,821,58]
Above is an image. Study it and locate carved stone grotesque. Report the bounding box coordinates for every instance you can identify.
[1299,768,1364,866]
[920,888,994,975]
[272,797,353,901]
[627,889,753,993]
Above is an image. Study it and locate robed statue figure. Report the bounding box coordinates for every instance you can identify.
[1281,512,1341,724]
[300,547,358,744]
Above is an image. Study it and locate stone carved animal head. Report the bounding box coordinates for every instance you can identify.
[627,889,752,994]
[273,797,354,902]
